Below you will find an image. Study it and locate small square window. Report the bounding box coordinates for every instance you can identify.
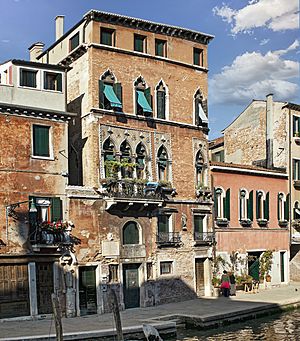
[160,261,173,275]
[155,39,167,57]
[44,72,62,91]
[101,28,115,46]
[20,69,37,88]
[33,125,50,157]
[193,48,203,66]
[134,34,146,53]
[69,32,79,51]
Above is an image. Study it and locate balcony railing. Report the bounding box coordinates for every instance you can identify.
[156,232,181,246]
[194,232,214,245]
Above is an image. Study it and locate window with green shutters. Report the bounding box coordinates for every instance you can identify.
[193,48,203,66]
[32,125,50,157]
[278,193,289,222]
[20,69,37,88]
[99,71,123,111]
[44,72,62,91]
[293,159,300,180]
[194,215,204,233]
[155,39,166,57]
[123,221,140,245]
[158,215,170,233]
[69,32,79,51]
[134,34,146,52]
[247,190,253,221]
[293,116,300,137]
[156,82,166,119]
[100,28,115,46]
[30,197,63,223]
[224,189,231,220]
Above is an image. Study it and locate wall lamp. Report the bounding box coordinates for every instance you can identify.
[5,199,37,243]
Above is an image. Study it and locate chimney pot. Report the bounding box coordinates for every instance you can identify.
[55,15,65,41]
[28,42,44,62]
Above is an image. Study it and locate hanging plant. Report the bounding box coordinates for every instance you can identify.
[104,160,121,178]
[259,250,273,280]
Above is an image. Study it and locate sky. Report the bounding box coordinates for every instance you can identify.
[0,0,299,139]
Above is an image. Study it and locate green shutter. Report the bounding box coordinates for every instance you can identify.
[256,191,260,219]
[264,192,269,221]
[247,190,253,221]
[157,90,165,119]
[277,193,281,221]
[99,80,105,109]
[194,49,200,65]
[101,30,112,46]
[225,189,230,220]
[155,40,164,56]
[113,83,122,103]
[194,215,203,233]
[144,87,152,108]
[214,188,218,217]
[134,35,144,52]
[57,73,62,92]
[158,215,168,233]
[51,197,62,222]
[33,125,50,157]
[284,194,290,220]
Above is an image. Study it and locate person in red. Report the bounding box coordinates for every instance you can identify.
[220,270,230,297]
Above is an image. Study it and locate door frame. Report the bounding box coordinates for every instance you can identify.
[122,263,142,309]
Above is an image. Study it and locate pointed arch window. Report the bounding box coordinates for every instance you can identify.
[136,143,147,179]
[99,71,122,111]
[120,140,133,178]
[194,90,208,126]
[123,221,140,245]
[195,151,205,187]
[135,77,152,116]
[157,146,169,181]
[278,193,289,225]
[156,81,166,119]
[293,201,300,220]
[103,137,116,178]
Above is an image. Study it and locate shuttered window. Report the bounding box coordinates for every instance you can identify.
[134,34,146,52]
[33,125,50,157]
[155,39,166,57]
[20,69,37,88]
[156,86,166,119]
[224,189,231,220]
[100,28,114,46]
[193,48,203,66]
[99,80,122,110]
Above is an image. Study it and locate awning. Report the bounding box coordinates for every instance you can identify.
[103,84,122,108]
[198,103,208,123]
[137,90,152,113]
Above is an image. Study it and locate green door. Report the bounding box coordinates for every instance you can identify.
[123,264,140,309]
[79,266,97,315]
[248,252,261,281]
[280,252,285,282]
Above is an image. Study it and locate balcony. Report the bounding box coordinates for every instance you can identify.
[194,232,214,245]
[156,232,181,247]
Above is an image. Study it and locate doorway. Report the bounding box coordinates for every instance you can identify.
[248,252,262,281]
[79,266,97,315]
[195,258,205,296]
[123,264,140,309]
[36,262,54,314]
[280,251,285,282]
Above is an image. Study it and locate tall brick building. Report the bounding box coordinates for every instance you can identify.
[33,10,214,314]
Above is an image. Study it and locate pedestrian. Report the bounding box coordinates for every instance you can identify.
[229,272,236,296]
[220,270,230,297]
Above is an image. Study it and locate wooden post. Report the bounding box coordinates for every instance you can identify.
[109,288,123,341]
[51,293,63,341]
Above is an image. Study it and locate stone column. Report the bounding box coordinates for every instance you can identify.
[28,262,38,316]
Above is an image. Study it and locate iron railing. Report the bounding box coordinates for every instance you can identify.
[156,232,181,246]
[194,232,214,244]
[30,229,80,246]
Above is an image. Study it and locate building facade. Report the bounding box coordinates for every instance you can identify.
[210,162,289,285]
[33,11,215,315]
[0,59,76,318]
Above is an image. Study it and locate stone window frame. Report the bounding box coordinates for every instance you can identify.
[122,220,143,246]
[239,188,249,221]
[278,192,286,222]
[154,79,169,120]
[31,123,54,160]
[159,260,173,275]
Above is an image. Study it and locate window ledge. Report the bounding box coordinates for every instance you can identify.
[257,218,268,227]
[293,180,300,188]
[279,220,288,227]
[216,218,229,227]
[31,155,54,161]
[240,219,252,227]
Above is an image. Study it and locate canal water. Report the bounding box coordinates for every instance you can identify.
[176,309,300,340]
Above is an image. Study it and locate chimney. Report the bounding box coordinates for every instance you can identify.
[55,15,65,40]
[266,93,274,169]
[28,42,44,61]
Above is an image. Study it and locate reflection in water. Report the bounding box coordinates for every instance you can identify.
[177,310,300,340]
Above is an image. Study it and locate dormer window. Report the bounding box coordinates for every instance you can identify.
[134,77,152,116]
[99,71,122,111]
[20,68,37,88]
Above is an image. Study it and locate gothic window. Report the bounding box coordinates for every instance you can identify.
[136,143,147,179]
[195,151,205,187]
[157,146,169,181]
[239,189,253,224]
[134,76,152,116]
[103,138,116,178]
[256,190,269,221]
[99,71,122,111]
[194,90,208,126]
[156,81,166,119]
[123,221,140,245]
[120,140,133,178]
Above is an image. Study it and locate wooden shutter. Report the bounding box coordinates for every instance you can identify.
[51,197,62,222]
[57,73,62,92]
[144,87,152,110]
[213,189,218,217]
[225,189,230,220]
[247,190,253,221]
[256,191,260,219]
[113,83,122,103]
[277,193,281,221]
[33,125,50,157]
[264,192,269,221]
[284,194,290,220]
[157,90,165,119]
[293,116,297,136]
[99,80,104,109]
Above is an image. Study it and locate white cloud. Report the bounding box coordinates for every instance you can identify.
[213,0,299,34]
[259,38,270,46]
[209,41,299,105]
[1,40,10,43]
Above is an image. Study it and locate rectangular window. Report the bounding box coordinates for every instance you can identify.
[293,159,300,180]
[193,48,203,66]
[108,264,118,283]
[44,72,62,91]
[160,261,173,275]
[155,39,167,57]
[20,69,37,88]
[30,196,62,223]
[33,125,50,157]
[293,116,300,137]
[212,150,224,162]
[100,27,115,46]
[134,34,146,53]
[158,215,170,233]
[194,215,204,233]
[69,32,79,51]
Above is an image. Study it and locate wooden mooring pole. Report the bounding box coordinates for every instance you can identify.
[109,288,124,341]
[51,293,63,341]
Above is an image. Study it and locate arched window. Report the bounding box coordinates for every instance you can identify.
[195,151,205,187]
[120,140,133,178]
[123,221,140,245]
[256,190,269,221]
[214,187,230,222]
[136,143,147,179]
[156,81,166,119]
[239,189,253,224]
[103,137,116,178]
[99,70,122,111]
[278,193,289,223]
[294,201,300,220]
[134,76,152,116]
[157,146,169,181]
[194,89,208,126]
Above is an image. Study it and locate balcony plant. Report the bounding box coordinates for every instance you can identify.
[40,220,69,231]
[104,160,121,178]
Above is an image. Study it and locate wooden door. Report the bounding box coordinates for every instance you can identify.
[36,262,54,314]
[79,266,97,315]
[280,252,285,282]
[195,258,205,296]
[123,264,140,309]
[0,264,30,318]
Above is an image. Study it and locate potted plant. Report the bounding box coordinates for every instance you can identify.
[259,250,273,284]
